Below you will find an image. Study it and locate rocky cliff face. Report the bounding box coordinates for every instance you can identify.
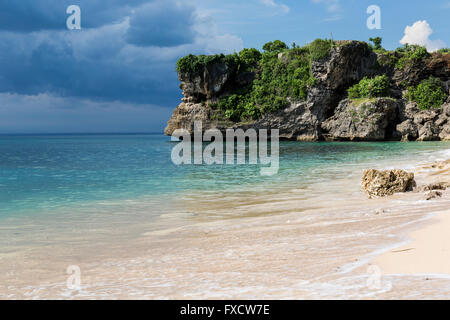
[396,101,450,141]
[165,41,450,141]
[321,98,399,141]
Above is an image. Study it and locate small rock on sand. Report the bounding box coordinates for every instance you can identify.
[425,191,443,201]
[362,169,416,198]
[421,182,448,192]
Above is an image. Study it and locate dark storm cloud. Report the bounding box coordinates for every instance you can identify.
[0,0,147,32]
[0,0,198,105]
[0,0,242,110]
[0,27,181,105]
[126,1,197,47]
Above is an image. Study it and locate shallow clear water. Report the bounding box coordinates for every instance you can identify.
[0,134,449,219]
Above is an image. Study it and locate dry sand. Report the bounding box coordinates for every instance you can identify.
[373,160,450,276]
[374,210,450,275]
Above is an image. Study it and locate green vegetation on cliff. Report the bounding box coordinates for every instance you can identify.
[395,44,430,70]
[369,37,385,53]
[305,38,336,61]
[238,48,262,71]
[406,77,448,110]
[176,53,241,76]
[176,37,446,123]
[347,75,391,99]
[213,40,334,121]
[375,43,431,70]
[262,40,288,53]
[176,39,338,122]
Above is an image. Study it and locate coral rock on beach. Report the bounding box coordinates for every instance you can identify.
[361,169,416,198]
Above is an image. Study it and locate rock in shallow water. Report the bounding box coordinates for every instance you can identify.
[361,169,416,198]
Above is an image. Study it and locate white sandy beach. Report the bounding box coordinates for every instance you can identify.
[374,209,450,275]
[373,161,450,275]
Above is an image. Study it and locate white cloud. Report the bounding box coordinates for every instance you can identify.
[259,0,290,14]
[192,11,244,54]
[400,20,446,52]
[312,0,340,13]
[312,0,342,21]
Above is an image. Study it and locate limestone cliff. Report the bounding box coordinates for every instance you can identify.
[165,40,450,141]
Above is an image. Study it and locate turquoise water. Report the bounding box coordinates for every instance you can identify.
[0,134,449,218]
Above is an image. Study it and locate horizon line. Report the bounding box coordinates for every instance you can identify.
[0,132,164,136]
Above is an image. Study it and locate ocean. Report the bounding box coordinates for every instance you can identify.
[1,134,450,298]
[1,133,449,220]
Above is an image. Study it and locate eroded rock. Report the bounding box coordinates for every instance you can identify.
[439,124,450,141]
[322,98,398,141]
[417,121,440,141]
[395,119,419,141]
[164,102,233,136]
[179,63,234,103]
[361,169,416,198]
[421,182,448,191]
[425,191,443,201]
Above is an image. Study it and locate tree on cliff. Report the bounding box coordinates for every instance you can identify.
[262,40,288,53]
[369,37,383,50]
[238,48,262,70]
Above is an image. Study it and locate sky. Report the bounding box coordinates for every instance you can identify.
[0,0,448,133]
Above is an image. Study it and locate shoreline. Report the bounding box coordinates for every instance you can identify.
[372,207,450,276]
[364,159,450,273]
[1,148,450,298]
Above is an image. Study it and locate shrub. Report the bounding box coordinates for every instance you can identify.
[347,85,360,99]
[307,38,335,61]
[217,91,249,122]
[176,54,200,75]
[176,53,240,75]
[395,44,430,70]
[347,75,390,99]
[438,48,450,54]
[406,77,447,110]
[242,102,261,120]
